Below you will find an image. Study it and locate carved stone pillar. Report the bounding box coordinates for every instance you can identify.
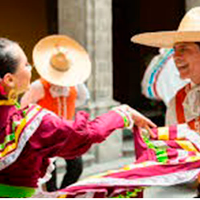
[58,0,123,163]
[185,0,200,11]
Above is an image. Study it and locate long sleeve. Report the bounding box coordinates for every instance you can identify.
[0,106,124,188]
[30,110,124,160]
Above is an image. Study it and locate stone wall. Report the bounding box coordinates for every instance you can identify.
[185,0,200,11]
[58,0,122,163]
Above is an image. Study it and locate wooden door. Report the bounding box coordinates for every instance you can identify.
[0,0,57,80]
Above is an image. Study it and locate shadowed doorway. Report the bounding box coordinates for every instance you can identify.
[0,0,58,80]
[112,0,185,127]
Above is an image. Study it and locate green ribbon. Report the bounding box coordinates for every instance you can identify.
[142,134,168,163]
[113,187,144,198]
[0,183,36,198]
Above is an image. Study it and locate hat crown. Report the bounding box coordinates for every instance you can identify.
[50,52,70,72]
[178,7,200,31]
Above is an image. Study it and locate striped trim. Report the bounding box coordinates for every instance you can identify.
[146,49,174,99]
[157,127,169,140]
[68,167,200,187]
[142,135,168,163]
[0,133,15,150]
[0,106,42,158]
[176,140,198,152]
[0,105,49,170]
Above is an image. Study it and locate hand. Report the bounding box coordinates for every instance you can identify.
[129,108,157,139]
[115,105,157,138]
[130,108,156,128]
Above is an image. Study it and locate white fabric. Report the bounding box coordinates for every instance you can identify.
[155,58,188,106]
[75,83,90,107]
[37,157,57,191]
[165,97,178,125]
[141,48,189,106]
[69,167,199,187]
[183,85,200,121]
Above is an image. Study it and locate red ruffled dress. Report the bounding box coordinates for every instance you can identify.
[0,104,124,197]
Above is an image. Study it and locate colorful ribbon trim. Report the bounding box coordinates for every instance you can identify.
[143,48,174,99]
[50,124,200,198]
[0,183,36,198]
[0,105,42,158]
[0,105,49,171]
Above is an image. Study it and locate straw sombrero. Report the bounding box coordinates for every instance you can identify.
[131,7,200,48]
[33,35,91,87]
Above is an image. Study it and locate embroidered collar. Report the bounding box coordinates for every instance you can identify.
[49,85,70,98]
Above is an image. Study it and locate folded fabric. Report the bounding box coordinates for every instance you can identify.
[33,123,200,198]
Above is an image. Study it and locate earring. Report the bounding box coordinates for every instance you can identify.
[8,89,18,103]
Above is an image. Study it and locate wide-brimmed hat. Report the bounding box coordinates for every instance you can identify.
[131,7,200,48]
[33,35,91,86]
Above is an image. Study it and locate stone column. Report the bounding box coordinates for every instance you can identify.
[58,0,123,163]
[185,0,200,11]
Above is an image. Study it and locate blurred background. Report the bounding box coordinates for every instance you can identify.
[1,1,199,195]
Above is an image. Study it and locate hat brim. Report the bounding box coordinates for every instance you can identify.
[33,35,91,87]
[131,31,200,48]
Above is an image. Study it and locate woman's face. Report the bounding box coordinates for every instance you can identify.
[11,44,32,94]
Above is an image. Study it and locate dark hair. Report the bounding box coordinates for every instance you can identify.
[0,38,19,78]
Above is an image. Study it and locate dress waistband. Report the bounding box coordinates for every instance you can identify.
[0,183,36,197]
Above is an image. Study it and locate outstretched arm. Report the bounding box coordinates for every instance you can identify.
[33,104,156,159]
[112,105,157,138]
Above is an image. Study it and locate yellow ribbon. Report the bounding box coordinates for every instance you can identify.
[0,99,16,106]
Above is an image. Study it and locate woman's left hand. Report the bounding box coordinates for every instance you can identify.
[115,104,157,138]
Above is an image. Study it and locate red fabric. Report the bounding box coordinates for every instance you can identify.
[175,86,187,123]
[0,105,124,188]
[175,83,199,130]
[38,78,77,120]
